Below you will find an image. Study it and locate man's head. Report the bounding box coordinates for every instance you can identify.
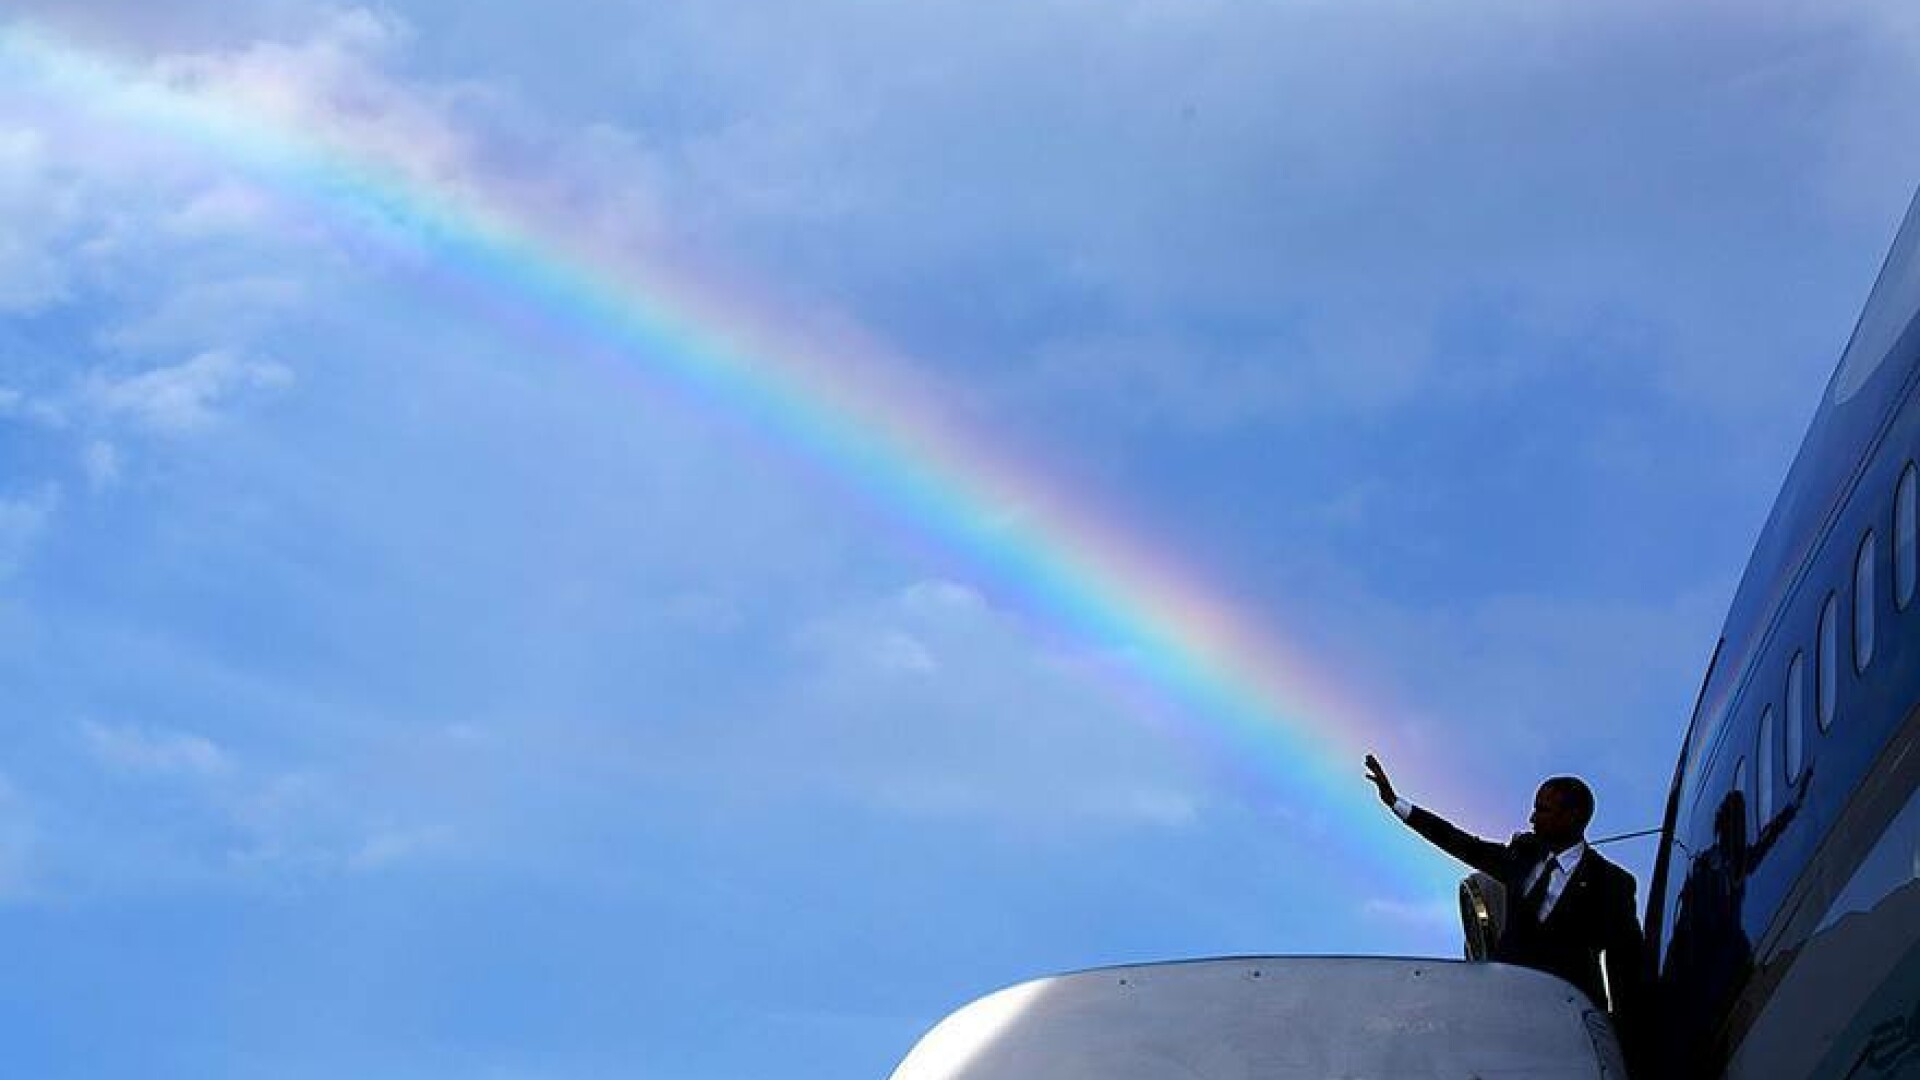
[1530,776,1595,848]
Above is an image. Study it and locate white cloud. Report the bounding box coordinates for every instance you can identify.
[110,6,676,274]
[0,486,59,579]
[161,181,278,238]
[0,3,685,501]
[85,349,292,433]
[871,630,936,674]
[98,276,308,357]
[899,578,986,617]
[62,750,452,889]
[80,439,120,488]
[81,719,233,777]
[1361,896,1458,931]
[795,619,932,679]
[0,385,68,429]
[0,125,80,314]
[147,9,464,190]
[346,825,449,872]
[442,722,486,744]
[1118,788,1202,827]
[798,579,994,677]
[218,771,456,881]
[775,581,1214,831]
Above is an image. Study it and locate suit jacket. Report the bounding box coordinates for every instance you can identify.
[1406,806,1646,1018]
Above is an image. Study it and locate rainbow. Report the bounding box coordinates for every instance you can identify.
[2,24,1467,896]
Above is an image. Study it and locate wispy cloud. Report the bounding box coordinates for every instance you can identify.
[80,438,119,488]
[780,579,1212,829]
[80,719,232,776]
[0,126,81,314]
[83,349,291,434]
[61,716,464,890]
[1362,896,1459,931]
[345,825,450,872]
[0,486,59,580]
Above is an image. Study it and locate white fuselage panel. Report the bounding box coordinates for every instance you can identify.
[890,956,1625,1080]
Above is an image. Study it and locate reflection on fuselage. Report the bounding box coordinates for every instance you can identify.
[1725,774,1920,1078]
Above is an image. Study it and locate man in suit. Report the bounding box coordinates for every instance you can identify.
[1363,753,1646,1029]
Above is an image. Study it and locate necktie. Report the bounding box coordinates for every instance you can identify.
[1522,856,1557,921]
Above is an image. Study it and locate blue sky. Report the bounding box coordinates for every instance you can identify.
[3,2,1919,1076]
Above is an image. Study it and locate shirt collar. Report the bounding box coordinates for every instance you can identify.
[1547,841,1588,873]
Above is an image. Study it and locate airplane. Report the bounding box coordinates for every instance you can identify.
[884,183,1920,1079]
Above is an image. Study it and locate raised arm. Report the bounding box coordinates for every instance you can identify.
[1365,753,1512,876]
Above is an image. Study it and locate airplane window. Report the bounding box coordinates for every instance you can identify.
[1856,531,1878,674]
[1757,707,1775,825]
[1734,755,1751,844]
[1819,592,1839,732]
[1898,462,1917,611]
[1785,651,1806,784]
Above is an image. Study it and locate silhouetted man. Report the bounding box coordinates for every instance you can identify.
[1364,754,1646,1030]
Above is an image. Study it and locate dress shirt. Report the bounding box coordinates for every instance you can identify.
[1520,841,1586,921]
